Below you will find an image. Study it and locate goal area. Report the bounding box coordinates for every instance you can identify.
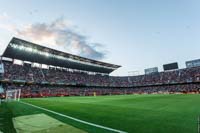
[5,89,21,102]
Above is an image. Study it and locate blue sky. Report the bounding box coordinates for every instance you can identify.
[0,0,199,76]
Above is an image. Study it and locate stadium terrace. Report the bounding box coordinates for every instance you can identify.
[0,37,200,98]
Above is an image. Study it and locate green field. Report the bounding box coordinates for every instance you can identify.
[1,94,200,133]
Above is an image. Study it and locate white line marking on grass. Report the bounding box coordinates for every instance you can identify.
[20,101,127,133]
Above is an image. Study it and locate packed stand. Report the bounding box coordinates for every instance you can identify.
[3,83,200,98]
[2,60,200,88]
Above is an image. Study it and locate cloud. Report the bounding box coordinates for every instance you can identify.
[16,18,106,60]
[0,23,17,33]
[0,12,9,20]
[0,12,17,33]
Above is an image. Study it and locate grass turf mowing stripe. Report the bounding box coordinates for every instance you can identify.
[20,101,127,133]
[13,113,87,133]
[0,102,16,133]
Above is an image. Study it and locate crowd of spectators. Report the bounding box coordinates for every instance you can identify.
[2,61,200,87]
[1,60,200,97]
[4,83,200,98]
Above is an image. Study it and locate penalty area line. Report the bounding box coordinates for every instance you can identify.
[20,101,127,133]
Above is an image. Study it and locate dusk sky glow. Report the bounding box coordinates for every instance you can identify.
[0,0,199,76]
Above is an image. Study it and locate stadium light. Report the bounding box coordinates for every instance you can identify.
[45,52,49,57]
[10,42,116,70]
[26,47,33,52]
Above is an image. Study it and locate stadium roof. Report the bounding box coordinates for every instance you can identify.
[2,37,121,74]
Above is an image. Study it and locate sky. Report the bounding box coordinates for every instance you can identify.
[0,0,199,76]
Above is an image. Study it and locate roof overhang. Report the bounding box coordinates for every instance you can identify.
[2,37,121,74]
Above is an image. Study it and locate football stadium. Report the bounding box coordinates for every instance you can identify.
[0,37,200,133]
[0,1,200,133]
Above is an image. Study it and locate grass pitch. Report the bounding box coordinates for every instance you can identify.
[1,94,200,133]
[13,113,86,133]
